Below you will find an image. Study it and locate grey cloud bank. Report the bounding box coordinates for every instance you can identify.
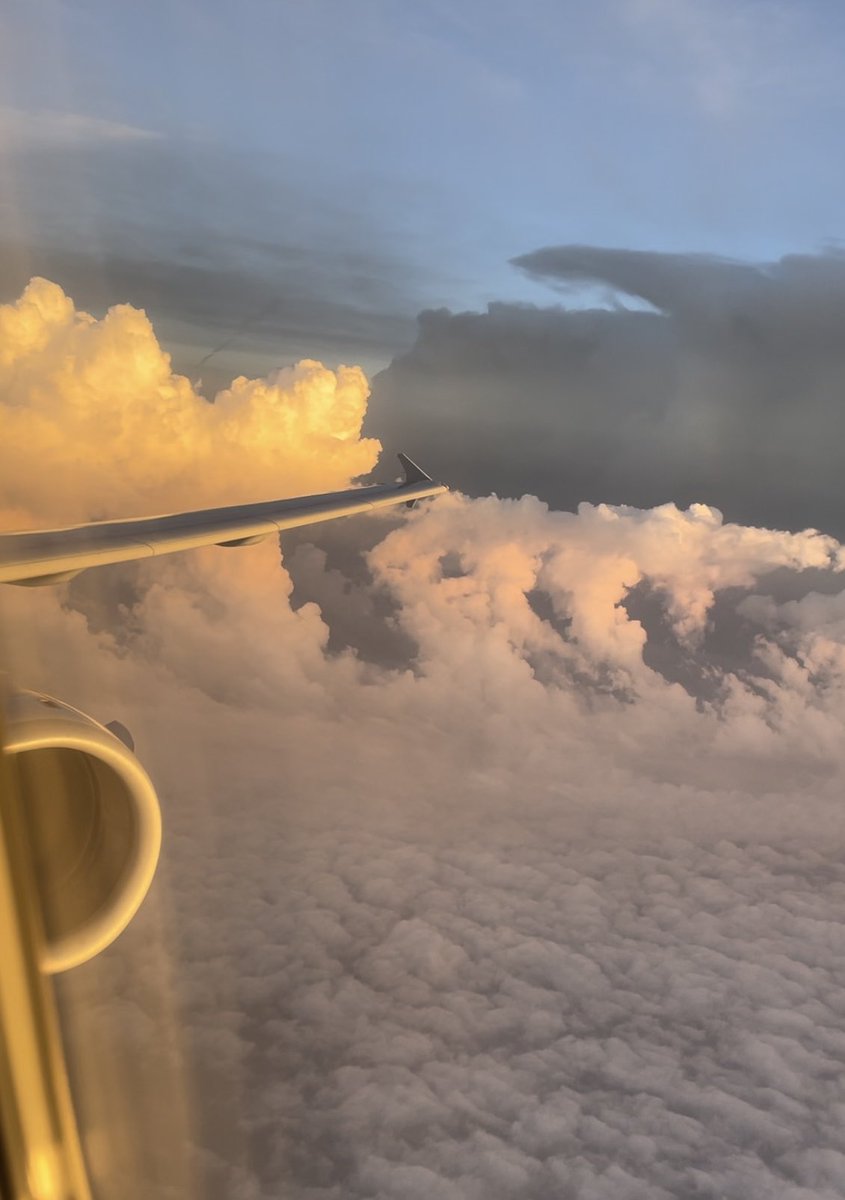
[369,245,845,538]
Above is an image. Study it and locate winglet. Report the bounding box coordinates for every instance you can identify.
[398,452,432,485]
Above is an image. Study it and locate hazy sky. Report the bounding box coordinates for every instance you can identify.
[5,0,845,376]
[5,4,845,1199]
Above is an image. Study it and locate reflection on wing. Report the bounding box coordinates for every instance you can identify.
[0,454,446,586]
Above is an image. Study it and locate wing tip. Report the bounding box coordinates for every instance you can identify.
[398,452,432,485]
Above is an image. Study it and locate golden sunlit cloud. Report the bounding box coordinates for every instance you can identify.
[0,278,380,527]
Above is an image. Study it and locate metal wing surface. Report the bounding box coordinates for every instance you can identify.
[0,454,445,586]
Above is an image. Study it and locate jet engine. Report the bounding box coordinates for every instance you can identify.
[3,688,161,973]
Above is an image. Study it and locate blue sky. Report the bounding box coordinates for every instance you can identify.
[4,0,845,369]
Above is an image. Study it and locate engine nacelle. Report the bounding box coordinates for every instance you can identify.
[4,689,161,973]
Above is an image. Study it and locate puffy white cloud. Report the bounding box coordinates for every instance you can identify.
[3,279,845,1199]
[0,277,379,524]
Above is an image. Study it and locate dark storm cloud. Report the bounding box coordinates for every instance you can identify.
[368,246,845,538]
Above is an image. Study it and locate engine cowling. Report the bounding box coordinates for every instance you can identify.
[4,688,161,973]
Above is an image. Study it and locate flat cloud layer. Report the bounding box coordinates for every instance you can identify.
[3,281,845,1198]
[369,245,845,539]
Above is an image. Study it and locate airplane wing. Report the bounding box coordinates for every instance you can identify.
[0,453,446,586]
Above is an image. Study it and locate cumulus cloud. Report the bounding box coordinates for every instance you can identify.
[3,280,845,1199]
[369,245,845,539]
[0,277,379,523]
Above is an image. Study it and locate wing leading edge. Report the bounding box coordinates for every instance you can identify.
[0,454,446,586]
